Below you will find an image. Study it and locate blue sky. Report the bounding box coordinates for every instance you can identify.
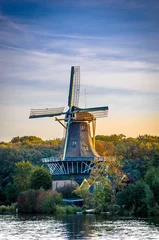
[0,0,159,141]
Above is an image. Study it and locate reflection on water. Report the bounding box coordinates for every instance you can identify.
[0,214,159,240]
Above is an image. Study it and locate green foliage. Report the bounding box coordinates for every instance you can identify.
[55,205,66,214]
[116,183,135,209]
[65,205,81,214]
[17,188,81,214]
[41,191,64,213]
[117,181,154,216]
[57,184,78,198]
[0,136,64,190]
[42,194,56,213]
[11,136,43,144]
[17,189,64,213]
[0,147,22,188]
[96,134,126,144]
[144,167,159,203]
[74,180,92,207]
[89,157,126,205]
[17,189,39,213]
[13,160,34,192]
[42,204,81,215]
[5,183,19,204]
[150,203,159,216]
[122,158,142,181]
[95,134,159,180]
[0,205,16,214]
[0,205,7,214]
[0,187,5,205]
[93,179,113,212]
[0,134,159,215]
[29,166,52,190]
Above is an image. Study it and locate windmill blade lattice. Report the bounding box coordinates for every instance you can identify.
[90,110,108,118]
[29,66,109,161]
[73,106,108,118]
[29,107,65,119]
[68,66,80,107]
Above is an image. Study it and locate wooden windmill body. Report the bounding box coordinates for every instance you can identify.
[29,66,108,188]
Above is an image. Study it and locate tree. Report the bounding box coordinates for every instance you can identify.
[144,167,159,203]
[74,179,92,207]
[5,183,19,204]
[93,178,113,212]
[57,184,78,198]
[95,140,106,156]
[0,187,5,204]
[29,166,52,190]
[117,180,154,216]
[89,157,127,204]
[13,160,35,192]
[17,189,40,213]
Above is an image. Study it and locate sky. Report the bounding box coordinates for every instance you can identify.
[0,0,159,142]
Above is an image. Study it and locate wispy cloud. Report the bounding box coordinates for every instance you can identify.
[0,10,28,32]
[0,2,158,141]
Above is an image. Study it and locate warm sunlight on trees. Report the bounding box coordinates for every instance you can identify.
[13,160,34,192]
[88,157,127,204]
[30,166,52,190]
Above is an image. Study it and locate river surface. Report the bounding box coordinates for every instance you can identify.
[0,214,159,240]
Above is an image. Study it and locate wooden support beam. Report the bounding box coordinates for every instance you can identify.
[55,117,66,129]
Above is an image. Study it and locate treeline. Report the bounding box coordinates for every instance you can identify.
[94,134,159,216]
[96,134,159,181]
[0,136,64,189]
[0,134,159,216]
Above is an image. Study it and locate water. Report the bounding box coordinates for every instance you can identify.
[0,214,159,240]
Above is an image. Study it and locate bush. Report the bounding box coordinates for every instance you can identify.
[116,184,135,209]
[57,184,78,198]
[17,189,39,213]
[36,188,47,212]
[16,188,81,214]
[5,183,19,204]
[144,167,159,203]
[0,187,5,205]
[0,205,7,214]
[65,205,81,214]
[17,189,64,213]
[30,166,52,190]
[41,190,64,214]
[55,205,66,214]
[117,181,154,216]
[0,205,16,214]
[93,183,113,212]
[150,203,159,216]
[42,195,56,213]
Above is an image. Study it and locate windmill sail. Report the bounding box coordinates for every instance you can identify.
[29,107,65,119]
[29,66,109,162]
[64,66,80,159]
[74,106,108,117]
[68,66,80,107]
[72,106,108,121]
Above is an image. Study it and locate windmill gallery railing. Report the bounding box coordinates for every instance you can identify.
[42,157,104,176]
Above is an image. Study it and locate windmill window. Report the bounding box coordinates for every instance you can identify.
[72,140,77,147]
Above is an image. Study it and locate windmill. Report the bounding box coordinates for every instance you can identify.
[29,66,108,185]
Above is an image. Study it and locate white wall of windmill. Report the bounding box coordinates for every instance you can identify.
[52,179,79,191]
